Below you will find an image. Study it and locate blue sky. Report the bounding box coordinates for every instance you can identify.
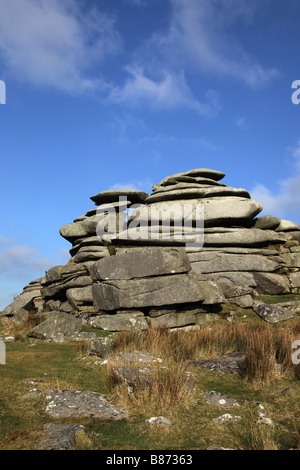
[1,0,300,309]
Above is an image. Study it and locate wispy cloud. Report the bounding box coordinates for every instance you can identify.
[0,238,56,278]
[122,0,148,6]
[107,65,220,116]
[0,0,122,93]
[138,133,219,151]
[109,177,153,194]
[136,0,278,88]
[251,140,300,220]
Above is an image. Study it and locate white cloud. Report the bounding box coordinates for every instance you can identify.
[109,177,153,193]
[138,0,278,88]
[0,241,55,277]
[0,0,122,93]
[251,141,300,220]
[123,0,148,6]
[108,65,220,116]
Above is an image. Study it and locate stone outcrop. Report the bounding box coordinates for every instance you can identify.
[1,168,300,330]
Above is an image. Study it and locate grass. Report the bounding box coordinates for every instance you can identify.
[0,306,300,450]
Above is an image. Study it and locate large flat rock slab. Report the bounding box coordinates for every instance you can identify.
[188,251,284,273]
[129,197,262,226]
[92,274,224,311]
[157,169,226,184]
[90,247,191,281]
[252,300,297,323]
[88,313,149,331]
[146,186,250,203]
[45,390,128,420]
[185,352,246,374]
[40,424,87,450]
[90,189,149,205]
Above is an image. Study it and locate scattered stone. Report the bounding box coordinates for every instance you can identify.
[66,331,97,342]
[40,424,87,450]
[145,417,173,427]
[46,333,65,343]
[204,391,240,407]
[0,336,15,342]
[184,352,246,375]
[45,390,128,420]
[108,366,153,388]
[106,351,163,366]
[207,446,235,450]
[21,389,43,400]
[88,337,112,357]
[256,416,274,426]
[252,300,297,324]
[212,414,242,424]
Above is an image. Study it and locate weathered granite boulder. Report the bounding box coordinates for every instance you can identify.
[92,274,224,311]
[157,168,226,185]
[252,301,297,323]
[90,189,149,205]
[1,290,41,318]
[66,286,93,309]
[87,312,149,331]
[88,337,112,357]
[90,247,191,281]
[45,390,128,420]
[145,417,173,427]
[27,312,82,340]
[188,251,284,273]
[106,351,163,366]
[146,186,251,203]
[205,391,240,407]
[275,219,300,232]
[41,424,87,451]
[129,197,263,226]
[185,352,246,374]
[3,167,300,331]
[253,215,281,230]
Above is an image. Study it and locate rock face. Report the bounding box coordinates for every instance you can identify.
[2,167,300,331]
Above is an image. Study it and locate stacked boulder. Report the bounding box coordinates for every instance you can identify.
[1,168,300,330]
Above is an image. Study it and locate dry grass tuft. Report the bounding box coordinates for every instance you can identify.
[111,320,300,384]
[107,360,196,417]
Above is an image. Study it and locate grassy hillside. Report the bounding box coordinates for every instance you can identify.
[0,302,299,451]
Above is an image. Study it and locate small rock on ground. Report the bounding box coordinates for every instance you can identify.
[45,390,128,420]
[40,424,87,450]
[213,414,242,424]
[145,417,173,427]
[205,391,240,407]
